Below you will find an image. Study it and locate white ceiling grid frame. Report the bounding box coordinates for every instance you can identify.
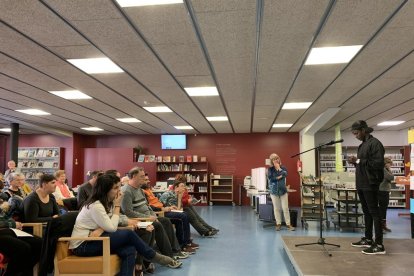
[122,3,219,133]
[288,0,406,132]
[305,0,412,131]
[191,0,256,133]
[254,0,330,133]
[44,0,207,133]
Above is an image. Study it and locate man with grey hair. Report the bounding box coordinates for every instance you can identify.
[4,160,20,189]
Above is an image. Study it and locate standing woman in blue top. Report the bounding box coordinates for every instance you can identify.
[267,153,295,231]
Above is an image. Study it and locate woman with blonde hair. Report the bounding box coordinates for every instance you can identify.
[267,153,294,231]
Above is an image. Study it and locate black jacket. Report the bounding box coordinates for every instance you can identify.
[355,135,385,190]
[38,211,79,276]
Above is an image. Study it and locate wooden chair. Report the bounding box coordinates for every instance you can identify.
[54,236,121,276]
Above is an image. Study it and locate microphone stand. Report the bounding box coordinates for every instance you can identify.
[292,140,341,256]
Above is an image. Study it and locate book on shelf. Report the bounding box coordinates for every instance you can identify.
[163,156,171,162]
[193,155,198,162]
[137,155,145,162]
[172,156,176,162]
[200,156,207,162]
[156,156,162,162]
[144,156,150,162]
[148,155,156,162]
[28,149,36,158]
[179,156,184,162]
[186,155,192,162]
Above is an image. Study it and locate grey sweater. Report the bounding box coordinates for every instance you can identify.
[379,168,394,192]
[121,184,155,218]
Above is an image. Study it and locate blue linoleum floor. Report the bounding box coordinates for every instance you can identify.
[150,206,412,276]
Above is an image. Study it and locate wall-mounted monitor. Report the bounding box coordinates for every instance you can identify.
[161,134,187,150]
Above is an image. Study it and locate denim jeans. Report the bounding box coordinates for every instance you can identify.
[165,211,191,246]
[73,229,156,276]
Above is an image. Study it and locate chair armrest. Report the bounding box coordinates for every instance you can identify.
[155,211,164,217]
[22,223,44,237]
[58,236,110,242]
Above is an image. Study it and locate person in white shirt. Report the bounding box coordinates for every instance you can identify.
[69,174,181,276]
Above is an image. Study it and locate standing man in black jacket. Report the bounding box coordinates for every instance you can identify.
[348,120,385,254]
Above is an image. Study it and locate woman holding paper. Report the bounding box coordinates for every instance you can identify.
[0,191,42,276]
[69,174,180,276]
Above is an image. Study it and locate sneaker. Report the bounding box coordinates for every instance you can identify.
[362,244,386,255]
[167,260,183,269]
[181,246,196,254]
[275,224,282,231]
[187,242,199,249]
[351,237,373,248]
[174,251,189,259]
[287,225,295,231]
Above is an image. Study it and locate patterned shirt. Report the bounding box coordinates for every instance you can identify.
[159,191,178,207]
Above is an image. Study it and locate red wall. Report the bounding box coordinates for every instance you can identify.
[85,133,301,206]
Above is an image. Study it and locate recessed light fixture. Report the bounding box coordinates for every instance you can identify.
[116,118,141,123]
[143,106,173,113]
[206,116,228,122]
[174,126,193,130]
[273,124,293,128]
[81,127,104,131]
[305,45,363,65]
[15,109,51,115]
[377,121,405,126]
[184,87,219,97]
[116,0,183,7]
[282,102,312,110]
[67,58,123,74]
[49,90,92,100]
[0,128,11,132]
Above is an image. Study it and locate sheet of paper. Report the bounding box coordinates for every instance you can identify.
[10,228,33,237]
[170,209,184,213]
[137,221,153,228]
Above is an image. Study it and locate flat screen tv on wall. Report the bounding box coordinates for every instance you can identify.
[161,134,187,150]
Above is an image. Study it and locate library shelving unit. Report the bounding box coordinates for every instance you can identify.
[389,183,407,208]
[331,188,364,232]
[156,159,209,205]
[209,175,234,206]
[17,147,63,188]
[300,174,329,230]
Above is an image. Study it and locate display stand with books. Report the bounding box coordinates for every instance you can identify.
[18,147,63,188]
[156,156,209,205]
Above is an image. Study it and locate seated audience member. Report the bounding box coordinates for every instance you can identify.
[23,174,59,223]
[3,173,28,201]
[105,169,121,178]
[69,174,181,276]
[3,160,20,189]
[173,175,219,236]
[77,170,104,208]
[53,170,77,210]
[0,180,7,201]
[122,167,194,257]
[0,201,43,276]
[142,174,194,252]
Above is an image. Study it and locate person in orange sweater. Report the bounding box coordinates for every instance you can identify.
[142,174,195,254]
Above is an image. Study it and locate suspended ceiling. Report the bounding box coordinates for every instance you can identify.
[0,0,413,136]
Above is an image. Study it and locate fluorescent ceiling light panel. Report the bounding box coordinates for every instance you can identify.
[143,106,172,113]
[174,126,193,130]
[117,0,183,7]
[0,128,11,132]
[273,124,293,128]
[305,45,363,65]
[67,58,123,74]
[49,90,92,100]
[377,121,405,126]
[282,102,312,110]
[184,87,219,97]
[15,109,51,115]
[81,127,104,131]
[116,118,141,123]
[206,116,228,122]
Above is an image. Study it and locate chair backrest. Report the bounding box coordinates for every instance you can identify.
[55,241,71,261]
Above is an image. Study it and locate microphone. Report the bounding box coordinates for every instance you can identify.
[325,139,344,146]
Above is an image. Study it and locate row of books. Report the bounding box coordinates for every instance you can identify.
[18,148,59,158]
[18,160,59,169]
[187,185,208,193]
[184,173,208,182]
[137,155,207,163]
[20,170,55,180]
